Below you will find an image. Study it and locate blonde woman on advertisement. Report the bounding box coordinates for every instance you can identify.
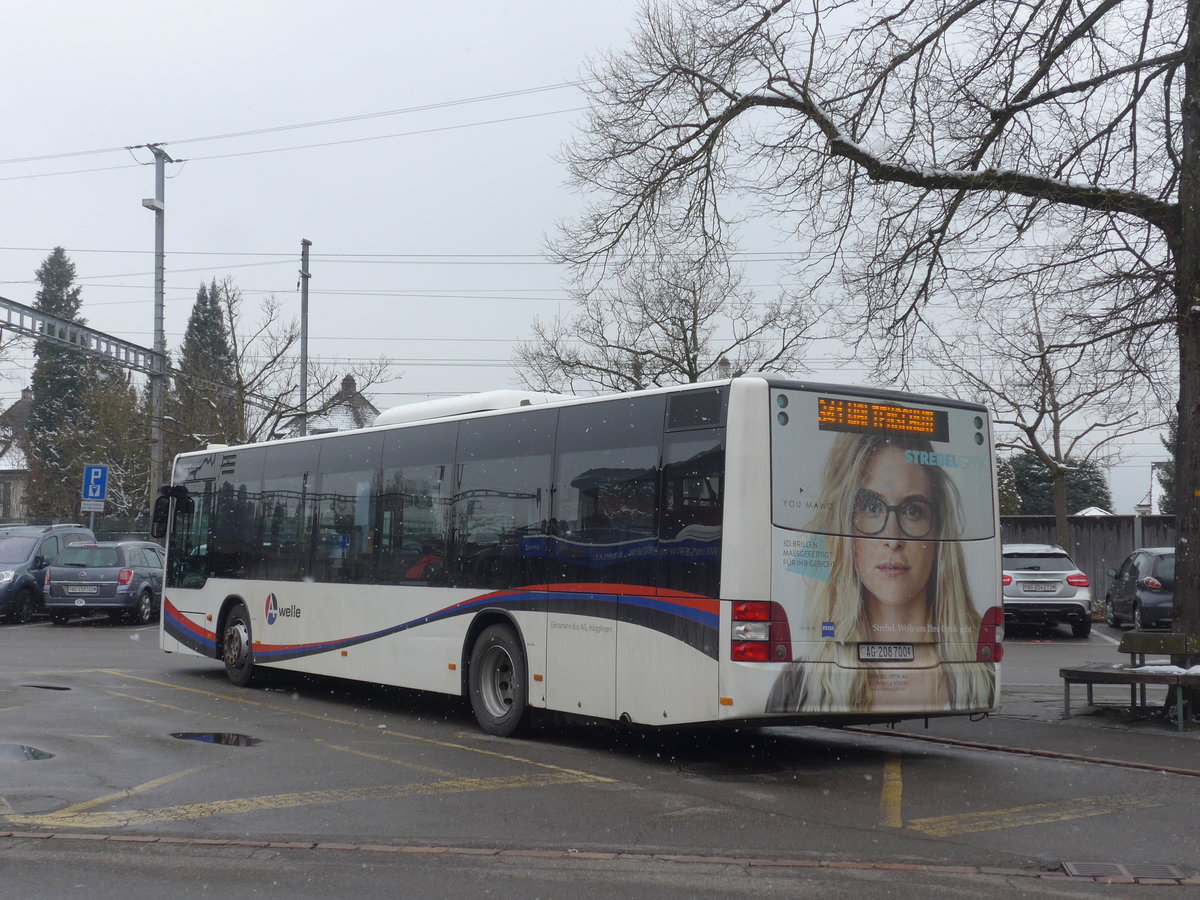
[766,432,996,713]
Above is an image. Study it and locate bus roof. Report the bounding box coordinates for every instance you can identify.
[372,390,573,427]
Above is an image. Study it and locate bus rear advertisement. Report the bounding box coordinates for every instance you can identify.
[154,376,1002,735]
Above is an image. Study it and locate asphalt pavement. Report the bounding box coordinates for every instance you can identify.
[878,669,1199,778]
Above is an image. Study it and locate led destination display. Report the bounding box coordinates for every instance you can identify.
[817,397,949,442]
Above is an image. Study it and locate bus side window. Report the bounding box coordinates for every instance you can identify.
[312,431,384,584]
[453,410,555,590]
[549,395,665,587]
[378,423,457,586]
[208,448,265,580]
[262,442,320,580]
[659,428,725,597]
[166,481,214,589]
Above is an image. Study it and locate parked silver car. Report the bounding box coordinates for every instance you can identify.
[1001,543,1093,638]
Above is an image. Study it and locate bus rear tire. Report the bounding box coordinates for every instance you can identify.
[223,602,255,687]
[469,624,528,737]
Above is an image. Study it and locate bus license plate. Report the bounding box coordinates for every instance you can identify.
[858,643,915,662]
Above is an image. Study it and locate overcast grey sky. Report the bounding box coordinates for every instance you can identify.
[0,1,1167,512]
[1,1,655,399]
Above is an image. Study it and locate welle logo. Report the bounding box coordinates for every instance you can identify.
[264,593,301,625]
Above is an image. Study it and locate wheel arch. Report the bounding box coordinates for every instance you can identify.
[459,608,526,698]
[216,593,252,660]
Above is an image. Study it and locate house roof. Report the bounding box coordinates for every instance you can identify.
[0,388,32,471]
[273,374,379,439]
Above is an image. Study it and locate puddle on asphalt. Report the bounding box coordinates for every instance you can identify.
[170,732,262,747]
[0,744,54,761]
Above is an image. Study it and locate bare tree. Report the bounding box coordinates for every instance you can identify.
[167,279,392,447]
[914,278,1174,545]
[558,0,1200,638]
[515,253,817,392]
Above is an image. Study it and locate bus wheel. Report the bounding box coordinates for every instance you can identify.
[468,624,528,737]
[223,602,255,687]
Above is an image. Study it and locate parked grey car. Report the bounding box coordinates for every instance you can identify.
[0,524,95,623]
[1105,547,1175,631]
[43,541,165,626]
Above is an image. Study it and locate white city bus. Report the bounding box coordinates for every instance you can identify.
[154,376,1002,735]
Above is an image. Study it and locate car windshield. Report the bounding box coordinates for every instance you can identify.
[57,547,121,567]
[0,536,37,563]
[1003,553,1074,572]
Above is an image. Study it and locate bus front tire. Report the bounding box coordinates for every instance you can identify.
[223,602,255,687]
[468,624,528,737]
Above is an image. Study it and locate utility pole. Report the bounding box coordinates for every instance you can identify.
[299,238,311,437]
[141,144,174,505]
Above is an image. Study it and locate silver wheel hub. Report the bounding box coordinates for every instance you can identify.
[226,621,250,666]
[479,645,515,718]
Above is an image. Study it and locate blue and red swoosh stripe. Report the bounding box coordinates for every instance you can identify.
[163,584,720,663]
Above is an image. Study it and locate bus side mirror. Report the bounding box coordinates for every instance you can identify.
[151,485,193,539]
[151,494,171,539]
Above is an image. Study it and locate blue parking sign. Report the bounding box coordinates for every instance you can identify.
[82,465,108,501]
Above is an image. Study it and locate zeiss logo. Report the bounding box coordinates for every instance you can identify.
[264,593,301,625]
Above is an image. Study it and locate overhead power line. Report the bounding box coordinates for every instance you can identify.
[0,80,589,169]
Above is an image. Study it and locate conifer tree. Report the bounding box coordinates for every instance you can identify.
[25,248,94,520]
[168,280,238,454]
[1157,417,1178,515]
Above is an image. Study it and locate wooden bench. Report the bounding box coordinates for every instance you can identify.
[1059,632,1200,731]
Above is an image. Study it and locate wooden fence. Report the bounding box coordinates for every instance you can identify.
[1000,515,1176,615]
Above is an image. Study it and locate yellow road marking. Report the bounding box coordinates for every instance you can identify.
[909,794,1170,837]
[314,739,459,778]
[104,689,233,720]
[1,668,619,831]
[8,772,592,830]
[48,766,213,818]
[97,669,615,783]
[880,756,903,828]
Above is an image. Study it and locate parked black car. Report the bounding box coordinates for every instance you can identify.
[0,524,96,623]
[43,541,166,626]
[1105,547,1175,631]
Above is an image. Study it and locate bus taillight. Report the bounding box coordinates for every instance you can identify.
[731,601,792,662]
[732,601,770,621]
[976,606,1004,663]
[731,641,771,662]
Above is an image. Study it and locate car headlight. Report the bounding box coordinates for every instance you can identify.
[0,570,13,584]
